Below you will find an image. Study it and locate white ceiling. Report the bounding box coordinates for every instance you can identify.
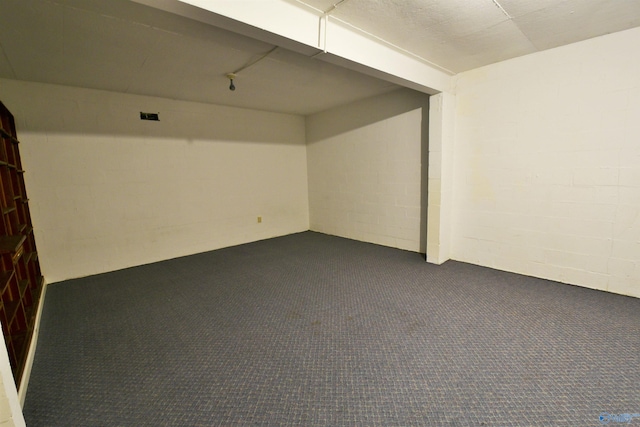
[303,0,640,73]
[1,0,639,115]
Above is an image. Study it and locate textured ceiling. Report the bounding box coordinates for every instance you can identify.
[1,0,640,115]
[301,0,640,73]
[0,0,399,115]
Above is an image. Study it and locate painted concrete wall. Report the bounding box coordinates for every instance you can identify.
[0,79,309,283]
[452,27,640,298]
[0,337,25,426]
[307,89,429,252]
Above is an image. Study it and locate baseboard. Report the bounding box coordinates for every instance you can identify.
[17,279,47,406]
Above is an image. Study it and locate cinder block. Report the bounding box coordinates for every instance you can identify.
[453,37,640,293]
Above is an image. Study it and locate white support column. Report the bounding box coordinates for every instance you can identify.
[427,92,455,264]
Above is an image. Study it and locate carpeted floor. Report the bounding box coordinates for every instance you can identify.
[23,231,640,426]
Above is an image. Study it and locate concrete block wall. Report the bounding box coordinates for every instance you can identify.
[0,79,309,283]
[453,27,640,298]
[306,89,429,252]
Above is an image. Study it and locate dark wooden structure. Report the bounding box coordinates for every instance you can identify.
[0,100,44,385]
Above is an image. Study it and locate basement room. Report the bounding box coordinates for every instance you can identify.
[0,0,638,425]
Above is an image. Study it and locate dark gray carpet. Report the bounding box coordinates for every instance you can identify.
[23,231,640,426]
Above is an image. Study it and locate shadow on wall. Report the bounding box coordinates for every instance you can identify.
[306,88,430,253]
[0,79,305,145]
[305,88,429,144]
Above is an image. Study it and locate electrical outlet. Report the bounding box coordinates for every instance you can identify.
[257,216,262,223]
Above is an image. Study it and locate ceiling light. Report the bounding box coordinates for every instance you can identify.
[224,46,279,92]
[226,73,236,91]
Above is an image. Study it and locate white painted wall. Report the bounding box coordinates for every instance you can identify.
[452,27,640,298]
[0,79,309,283]
[307,89,429,252]
[0,336,25,426]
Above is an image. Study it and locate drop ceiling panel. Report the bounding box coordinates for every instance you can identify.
[124,31,219,102]
[58,6,158,93]
[128,31,273,108]
[0,0,66,79]
[2,0,640,114]
[178,44,399,115]
[0,0,401,115]
[253,48,399,115]
[452,19,536,68]
[327,0,510,42]
[298,0,640,72]
[433,2,509,38]
[122,11,398,114]
[0,45,16,79]
[513,0,640,50]
[312,0,520,73]
[499,0,569,17]
[62,0,276,53]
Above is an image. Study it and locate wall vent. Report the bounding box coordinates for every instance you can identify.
[140,112,159,121]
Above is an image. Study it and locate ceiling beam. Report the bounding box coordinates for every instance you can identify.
[130,0,453,95]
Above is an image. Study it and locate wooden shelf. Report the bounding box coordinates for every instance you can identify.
[8,329,32,378]
[18,280,28,298]
[0,270,14,293]
[0,100,43,386]
[0,235,25,254]
[1,206,16,215]
[25,252,37,264]
[3,300,19,326]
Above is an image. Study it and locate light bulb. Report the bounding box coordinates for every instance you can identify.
[226,73,237,91]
